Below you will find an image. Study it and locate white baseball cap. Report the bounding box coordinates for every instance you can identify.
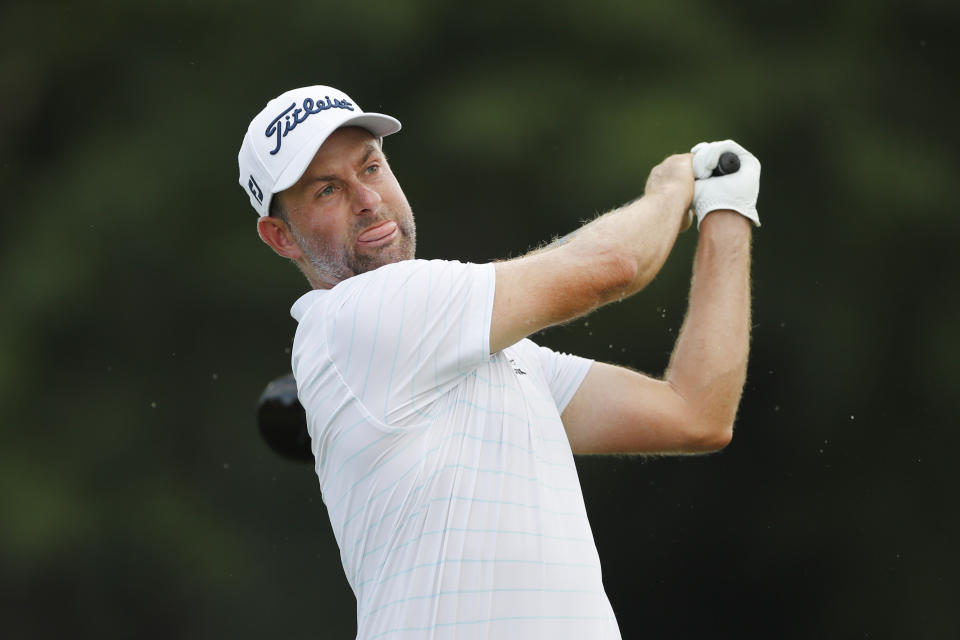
[238,85,401,217]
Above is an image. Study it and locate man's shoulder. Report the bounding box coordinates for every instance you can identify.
[292,259,491,325]
[328,258,472,291]
[337,258,493,300]
[288,261,427,323]
[361,258,478,279]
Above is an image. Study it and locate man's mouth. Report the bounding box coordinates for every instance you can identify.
[356,221,399,247]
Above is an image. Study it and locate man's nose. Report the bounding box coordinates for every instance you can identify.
[352,181,382,214]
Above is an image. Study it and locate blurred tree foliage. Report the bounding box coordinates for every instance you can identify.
[1,0,958,637]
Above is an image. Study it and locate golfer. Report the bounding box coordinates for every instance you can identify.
[238,84,760,639]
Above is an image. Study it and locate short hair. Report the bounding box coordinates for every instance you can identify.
[269,192,289,225]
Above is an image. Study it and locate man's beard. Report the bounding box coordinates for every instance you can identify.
[290,208,417,286]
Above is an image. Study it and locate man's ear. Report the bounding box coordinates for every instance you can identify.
[257,216,302,260]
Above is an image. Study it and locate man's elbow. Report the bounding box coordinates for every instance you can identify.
[682,419,734,453]
[672,386,743,453]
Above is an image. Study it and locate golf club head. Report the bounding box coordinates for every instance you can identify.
[257,373,312,463]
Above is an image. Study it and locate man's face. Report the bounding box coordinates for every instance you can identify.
[278,127,416,286]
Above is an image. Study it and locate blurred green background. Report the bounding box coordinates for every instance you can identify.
[2,0,958,637]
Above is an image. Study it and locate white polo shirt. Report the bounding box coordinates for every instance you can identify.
[290,258,620,640]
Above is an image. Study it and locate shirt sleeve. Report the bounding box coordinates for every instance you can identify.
[535,343,595,413]
[325,259,496,427]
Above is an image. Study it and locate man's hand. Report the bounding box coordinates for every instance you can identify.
[690,140,761,228]
[644,153,695,219]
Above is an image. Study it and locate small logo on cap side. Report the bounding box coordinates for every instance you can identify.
[248,175,264,204]
[265,96,355,156]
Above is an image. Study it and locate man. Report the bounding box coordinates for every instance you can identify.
[238,85,759,639]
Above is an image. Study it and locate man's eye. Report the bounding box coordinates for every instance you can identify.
[319,185,335,197]
[365,164,379,175]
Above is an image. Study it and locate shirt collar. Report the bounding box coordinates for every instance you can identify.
[290,289,326,322]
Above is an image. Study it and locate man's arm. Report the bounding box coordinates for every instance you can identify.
[491,143,757,454]
[560,211,751,454]
[491,153,694,354]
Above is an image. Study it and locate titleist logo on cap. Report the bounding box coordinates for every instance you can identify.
[265,96,355,156]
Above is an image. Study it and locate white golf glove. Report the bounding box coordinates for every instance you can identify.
[690,140,761,228]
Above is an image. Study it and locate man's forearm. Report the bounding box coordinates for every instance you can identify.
[539,172,692,311]
[665,211,752,439]
[580,191,686,288]
[490,154,693,354]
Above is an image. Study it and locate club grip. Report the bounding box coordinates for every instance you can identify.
[711,151,740,177]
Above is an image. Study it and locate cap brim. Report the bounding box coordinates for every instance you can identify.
[272,113,401,195]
